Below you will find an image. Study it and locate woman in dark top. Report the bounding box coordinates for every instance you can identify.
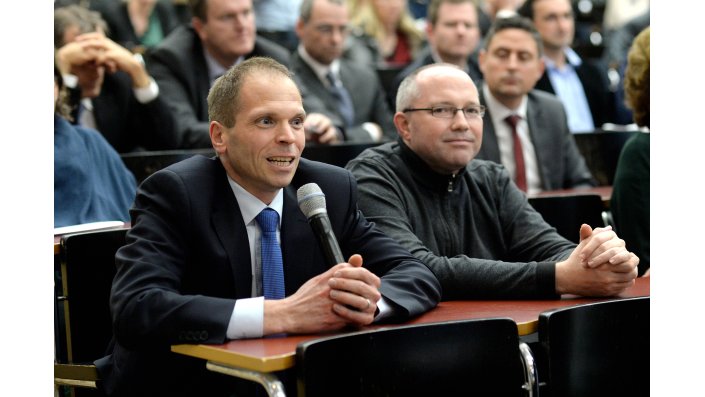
[610,27,650,276]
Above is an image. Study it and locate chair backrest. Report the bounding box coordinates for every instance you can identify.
[528,194,605,243]
[574,130,637,186]
[538,297,650,397]
[296,318,533,397]
[57,228,128,364]
[302,141,382,168]
[120,149,215,184]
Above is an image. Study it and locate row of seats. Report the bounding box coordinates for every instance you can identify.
[54,228,649,396]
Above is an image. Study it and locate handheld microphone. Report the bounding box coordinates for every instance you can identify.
[297,183,345,266]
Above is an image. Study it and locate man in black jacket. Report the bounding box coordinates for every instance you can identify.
[54,5,178,153]
[146,0,292,148]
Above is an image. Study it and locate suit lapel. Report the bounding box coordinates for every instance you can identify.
[210,164,253,299]
[280,185,317,294]
[479,90,502,162]
[525,94,550,190]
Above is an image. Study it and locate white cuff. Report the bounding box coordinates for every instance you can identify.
[133,77,159,104]
[62,74,79,89]
[226,296,264,339]
[373,296,394,322]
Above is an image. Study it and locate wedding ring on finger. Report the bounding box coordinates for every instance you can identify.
[365,298,371,310]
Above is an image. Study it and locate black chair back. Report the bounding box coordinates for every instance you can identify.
[538,296,650,397]
[302,141,382,168]
[296,318,533,397]
[528,194,605,243]
[57,228,128,364]
[121,149,215,184]
[574,130,637,186]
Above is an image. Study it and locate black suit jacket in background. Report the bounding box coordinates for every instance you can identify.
[477,89,596,190]
[146,26,291,148]
[96,156,441,397]
[68,71,178,153]
[534,59,616,129]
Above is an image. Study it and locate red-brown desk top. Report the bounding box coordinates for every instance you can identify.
[172,276,649,373]
[530,185,613,207]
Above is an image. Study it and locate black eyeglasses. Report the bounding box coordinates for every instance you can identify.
[403,105,486,119]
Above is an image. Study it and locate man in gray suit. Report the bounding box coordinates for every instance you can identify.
[476,15,595,193]
[291,0,397,143]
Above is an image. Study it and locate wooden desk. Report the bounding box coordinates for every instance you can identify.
[531,185,613,208]
[171,277,649,395]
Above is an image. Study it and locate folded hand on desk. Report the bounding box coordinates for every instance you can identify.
[555,224,639,297]
[263,254,381,335]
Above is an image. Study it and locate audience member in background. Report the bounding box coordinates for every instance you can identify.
[347,63,639,300]
[602,10,649,125]
[390,0,483,108]
[477,0,524,35]
[54,5,178,153]
[253,0,302,52]
[292,0,397,143]
[517,0,615,133]
[96,57,441,397]
[146,0,291,148]
[54,62,136,228]
[476,15,595,193]
[611,27,649,277]
[350,0,425,68]
[96,0,182,54]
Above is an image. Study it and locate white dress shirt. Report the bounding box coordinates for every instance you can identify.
[224,176,392,339]
[483,84,542,194]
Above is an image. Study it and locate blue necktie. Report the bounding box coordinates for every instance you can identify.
[326,71,355,128]
[256,208,285,299]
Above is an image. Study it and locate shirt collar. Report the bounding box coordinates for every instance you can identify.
[203,48,243,86]
[227,176,284,226]
[543,47,583,69]
[297,44,341,86]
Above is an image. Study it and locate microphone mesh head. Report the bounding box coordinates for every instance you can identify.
[297,183,327,219]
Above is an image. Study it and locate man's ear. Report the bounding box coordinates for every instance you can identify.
[192,17,206,41]
[478,49,487,74]
[393,112,411,142]
[210,121,227,154]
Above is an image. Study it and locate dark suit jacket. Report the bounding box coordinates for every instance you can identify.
[96,156,441,397]
[68,71,178,153]
[389,46,483,110]
[534,59,616,129]
[290,52,397,142]
[146,26,291,148]
[477,89,596,190]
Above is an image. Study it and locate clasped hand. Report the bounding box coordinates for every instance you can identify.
[556,224,639,296]
[263,254,381,335]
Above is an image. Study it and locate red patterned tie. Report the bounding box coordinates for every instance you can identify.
[505,115,527,192]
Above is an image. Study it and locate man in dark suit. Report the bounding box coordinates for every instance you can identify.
[390,0,484,109]
[517,0,615,133]
[54,5,178,153]
[476,15,594,193]
[146,0,292,148]
[291,0,396,143]
[95,57,441,397]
